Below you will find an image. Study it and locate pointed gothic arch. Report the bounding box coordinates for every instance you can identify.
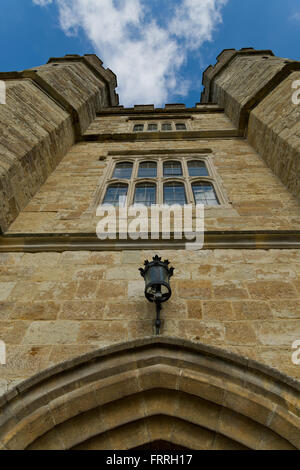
[0,337,299,450]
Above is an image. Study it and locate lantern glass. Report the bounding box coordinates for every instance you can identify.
[144,265,171,303]
[139,256,174,305]
[144,265,168,285]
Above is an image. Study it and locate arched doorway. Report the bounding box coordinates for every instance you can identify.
[0,338,299,450]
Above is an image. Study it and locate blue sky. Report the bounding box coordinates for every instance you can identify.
[0,0,300,107]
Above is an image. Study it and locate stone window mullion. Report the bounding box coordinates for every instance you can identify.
[183,160,194,204]
[99,154,228,208]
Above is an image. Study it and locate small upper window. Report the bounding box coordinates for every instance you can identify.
[148,124,158,132]
[133,124,144,132]
[163,161,183,177]
[103,184,128,207]
[113,162,133,179]
[138,161,157,178]
[192,182,219,206]
[176,123,187,130]
[162,123,172,131]
[188,161,209,177]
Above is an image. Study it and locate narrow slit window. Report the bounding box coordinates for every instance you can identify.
[113,162,133,179]
[103,184,128,207]
[164,182,186,206]
[176,123,187,130]
[188,161,209,177]
[133,124,144,132]
[163,161,183,177]
[148,124,158,132]
[134,183,156,207]
[162,123,172,131]
[192,182,219,206]
[138,162,157,178]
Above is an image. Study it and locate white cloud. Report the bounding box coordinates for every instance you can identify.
[33,0,227,106]
[33,0,53,5]
[291,12,300,21]
[170,0,228,49]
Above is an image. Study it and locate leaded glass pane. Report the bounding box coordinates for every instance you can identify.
[164,183,186,206]
[163,161,183,177]
[103,184,128,207]
[113,162,133,179]
[176,123,187,130]
[138,162,157,178]
[192,182,219,206]
[188,161,209,177]
[134,184,156,207]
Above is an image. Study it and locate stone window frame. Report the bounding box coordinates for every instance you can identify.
[132,120,189,132]
[98,154,228,207]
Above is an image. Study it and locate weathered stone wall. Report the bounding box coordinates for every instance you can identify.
[0,248,299,395]
[30,61,110,134]
[0,55,118,233]
[6,137,300,234]
[248,71,300,200]
[201,48,300,200]
[211,55,288,128]
[200,48,263,103]
[0,79,74,233]
[201,49,290,128]
[1,49,300,410]
[191,113,234,131]
[84,112,235,135]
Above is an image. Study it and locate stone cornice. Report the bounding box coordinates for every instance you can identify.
[106,148,213,156]
[81,129,243,142]
[1,231,300,252]
[126,114,193,120]
[97,106,224,116]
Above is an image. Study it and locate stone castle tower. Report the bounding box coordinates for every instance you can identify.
[0,48,299,450]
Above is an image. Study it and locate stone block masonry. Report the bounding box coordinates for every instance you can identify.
[5,136,300,234]
[201,48,300,200]
[0,55,118,233]
[0,248,299,396]
[0,48,299,414]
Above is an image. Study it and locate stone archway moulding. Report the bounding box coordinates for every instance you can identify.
[0,337,299,450]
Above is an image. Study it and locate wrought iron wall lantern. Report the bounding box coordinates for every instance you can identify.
[139,255,174,335]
